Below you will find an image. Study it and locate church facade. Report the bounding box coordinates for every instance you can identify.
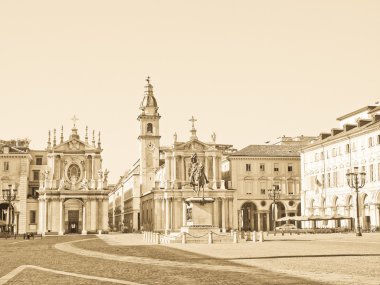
[0,121,110,235]
[109,79,237,233]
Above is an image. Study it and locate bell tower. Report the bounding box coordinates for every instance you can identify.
[138,77,161,194]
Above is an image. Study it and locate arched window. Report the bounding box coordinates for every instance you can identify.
[147,123,153,133]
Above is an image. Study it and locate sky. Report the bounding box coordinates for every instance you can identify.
[0,0,379,183]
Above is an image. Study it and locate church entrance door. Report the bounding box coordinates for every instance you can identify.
[68,210,79,233]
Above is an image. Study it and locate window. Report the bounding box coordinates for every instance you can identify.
[327,173,331,187]
[3,161,9,171]
[370,164,374,182]
[245,164,251,172]
[377,135,380,145]
[36,156,43,165]
[274,163,279,172]
[332,148,337,157]
[314,153,319,162]
[260,182,266,195]
[368,137,373,147]
[30,210,36,224]
[288,164,293,172]
[273,184,280,191]
[352,142,356,152]
[28,187,39,199]
[345,144,350,154]
[260,163,265,172]
[33,170,40,181]
[333,172,338,187]
[287,182,294,195]
[147,123,153,133]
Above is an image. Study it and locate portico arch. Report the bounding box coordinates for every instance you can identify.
[241,202,258,231]
[63,198,84,234]
[269,201,286,230]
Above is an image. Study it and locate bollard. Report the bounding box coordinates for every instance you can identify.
[143,231,145,241]
[233,230,238,243]
[244,231,248,241]
[282,230,284,236]
[156,233,160,244]
[208,231,213,244]
[252,231,257,243]
[182,232,187,244]
[259,231,264,242]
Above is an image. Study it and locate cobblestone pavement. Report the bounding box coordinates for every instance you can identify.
[0,235,322,285]
[165,232,380,285]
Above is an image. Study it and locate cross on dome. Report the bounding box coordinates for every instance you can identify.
[189,116,197,129]
[71,115,79,128]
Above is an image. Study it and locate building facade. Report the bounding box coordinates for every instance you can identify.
[301,105,380,231]
[228,136,315,232]
[0,122,110,235]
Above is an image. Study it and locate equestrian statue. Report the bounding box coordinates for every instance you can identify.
[189,153,209,199]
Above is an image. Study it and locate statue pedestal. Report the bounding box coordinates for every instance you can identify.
[181,197,219,235]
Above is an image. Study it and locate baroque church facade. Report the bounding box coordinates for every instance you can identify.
[0,121,110,235]
[109,79,237,233]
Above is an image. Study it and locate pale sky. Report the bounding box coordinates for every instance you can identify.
[0,1,379,183]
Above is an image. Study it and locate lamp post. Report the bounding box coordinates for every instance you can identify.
[2,184,18,234]
[268,185,281,234]
[346,167,366,237]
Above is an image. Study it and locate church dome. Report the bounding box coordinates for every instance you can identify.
[140,77,158,112]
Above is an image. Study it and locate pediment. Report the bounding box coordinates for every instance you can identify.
[53,138,96,152]
[175,139,211,151]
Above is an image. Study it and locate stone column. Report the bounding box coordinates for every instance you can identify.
[91,199,97,231]
[155,199,162,231]
[258,213,262,231]
[91,155,96,189]
[38,198,43,234]
[228,199,233,230]
[59,199,64,235]
[221,198,226,232]
[181,156,185,188]
[82,201,87,235]
[43,198,48,235]
[182,199,187,227]
[172,155,177,189]
[102,199,109,232]
[165,153,171,189]
[213,200,219,228]
[165,198,170,234]
[212,155,217,189]
[218,156,222,185]
[266,212,270,231]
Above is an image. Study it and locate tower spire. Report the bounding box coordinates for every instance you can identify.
[60,126,64,143]
[139,76,158,115]
[98,131,101,149]
[92,130,96,147]
[85,126,88,144]
[53,128,56,146]
[47,130,51,149]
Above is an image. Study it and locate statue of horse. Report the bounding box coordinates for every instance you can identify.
[192,163,209,198]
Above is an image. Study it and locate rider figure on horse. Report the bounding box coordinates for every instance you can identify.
[189,153,209,187]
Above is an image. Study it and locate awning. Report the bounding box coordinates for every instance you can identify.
[277,216,309,222]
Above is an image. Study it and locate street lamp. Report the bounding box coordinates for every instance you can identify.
[2,184,17,234]
[268,185,281,234]
[346,167,366,237]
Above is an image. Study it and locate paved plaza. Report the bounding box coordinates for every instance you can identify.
[0,233,379,284]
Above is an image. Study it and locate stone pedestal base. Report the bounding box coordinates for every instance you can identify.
[81,230,87,235]
[185,197,214,226]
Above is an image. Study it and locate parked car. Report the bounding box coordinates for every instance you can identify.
[276,223,297,231]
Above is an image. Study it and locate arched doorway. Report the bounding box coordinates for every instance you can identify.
[241,202,258,231]
[362,195,370,231]
[64,199,83,234]
[346,195,354,230]
[269,201,286,231]
[0,203,8,233]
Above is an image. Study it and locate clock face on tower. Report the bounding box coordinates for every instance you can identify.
[147,141,155,151]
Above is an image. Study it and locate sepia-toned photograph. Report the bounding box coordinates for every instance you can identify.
[0,1,379,284]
